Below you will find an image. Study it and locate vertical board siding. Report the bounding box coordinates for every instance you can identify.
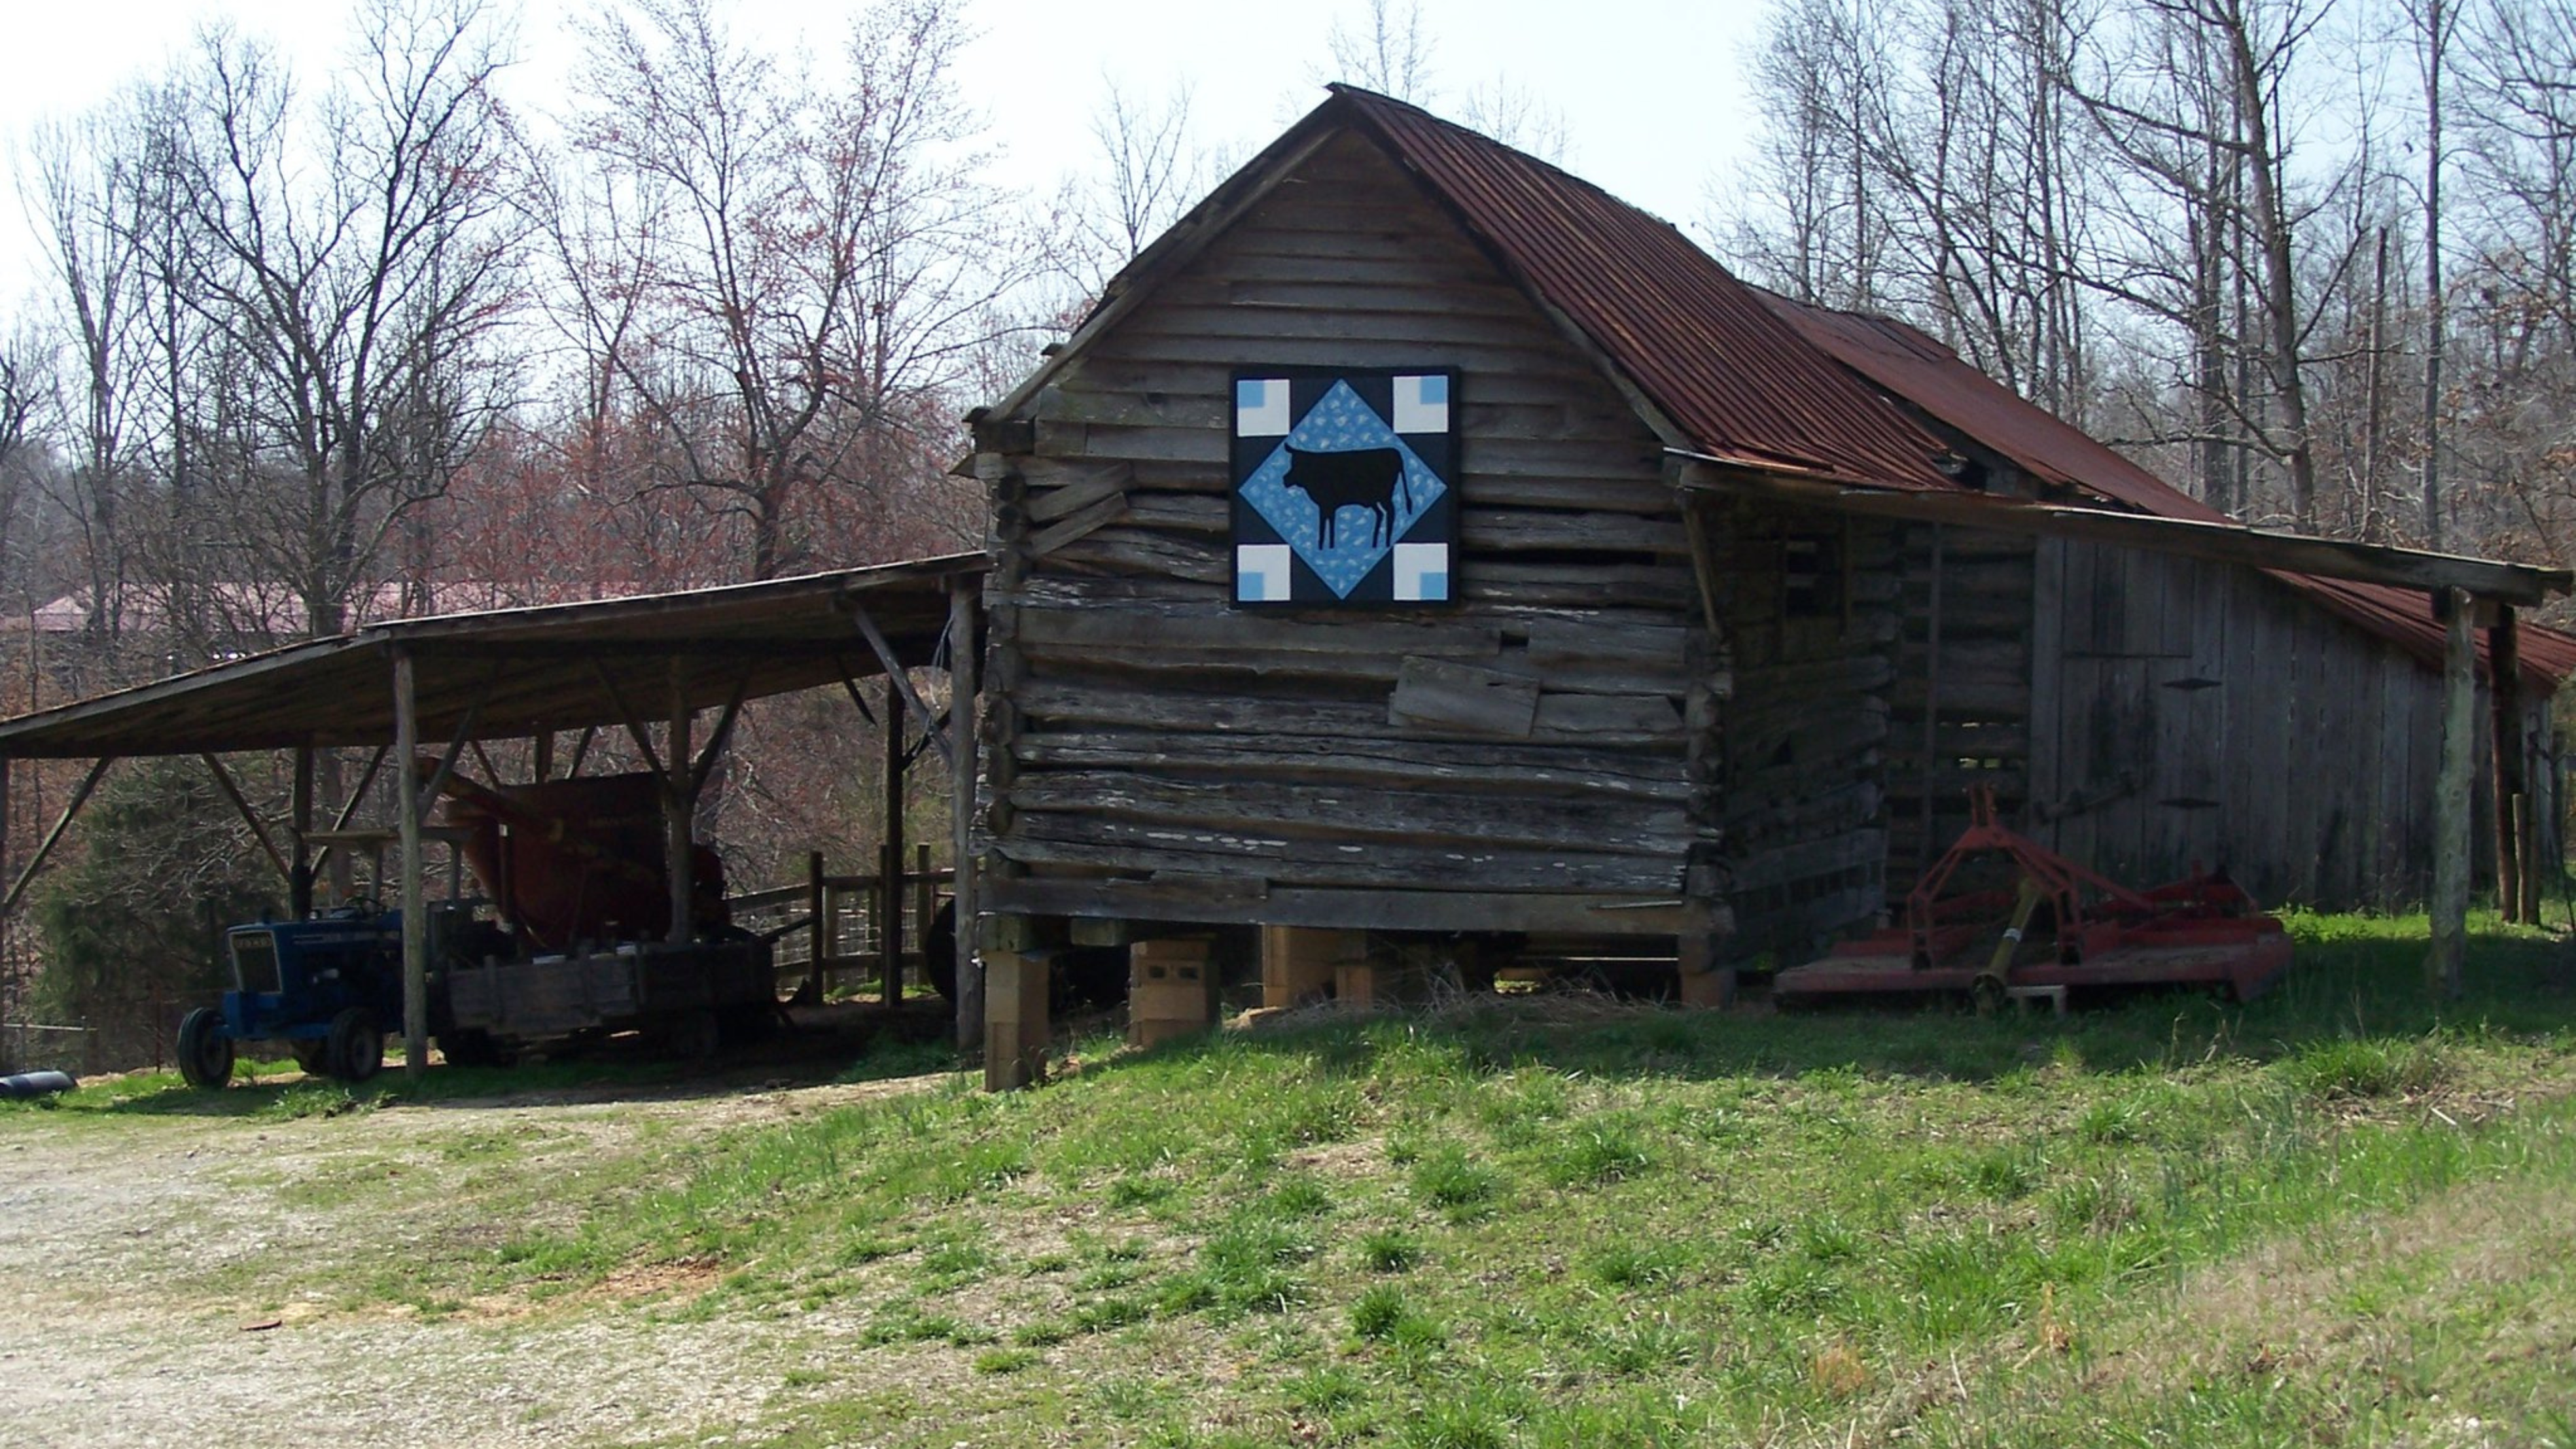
[2026,538,2539,909]
[983,131,1714,923]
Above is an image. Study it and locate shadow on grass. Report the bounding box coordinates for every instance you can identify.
[56,1009,966,1119]
[1090,915,2576,1089]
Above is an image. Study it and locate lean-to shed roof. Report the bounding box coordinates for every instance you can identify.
[0,555,983,759]
[1761,296,2576,689]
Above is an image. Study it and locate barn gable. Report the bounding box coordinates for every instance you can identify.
[974,120,1734,939]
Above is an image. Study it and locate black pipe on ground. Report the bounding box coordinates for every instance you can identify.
[0,1070,77,1099]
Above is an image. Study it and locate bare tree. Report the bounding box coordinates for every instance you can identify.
[1326,0,1436,102]
[561,0,1013,580]
[1722,0,1901,310]
[2410,0,2456,544]
[161,0,518,635]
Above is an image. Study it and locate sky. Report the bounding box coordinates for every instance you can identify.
[0,0,1772,308]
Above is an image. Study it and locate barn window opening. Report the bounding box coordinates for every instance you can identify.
[1783,536,1843,618]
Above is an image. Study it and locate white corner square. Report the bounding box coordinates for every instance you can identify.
[1235,377,1292,436]
[1394,542,1449,601]
[1392,374,1449,434]
[1237,544,1294,602]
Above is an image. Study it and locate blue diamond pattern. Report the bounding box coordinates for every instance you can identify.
[1239,381,1447,597]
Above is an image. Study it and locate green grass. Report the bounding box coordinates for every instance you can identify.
[11,908,2576,1446]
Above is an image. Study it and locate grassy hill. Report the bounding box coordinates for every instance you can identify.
[12,911,2576,1448]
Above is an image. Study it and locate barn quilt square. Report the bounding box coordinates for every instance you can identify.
[1231,368,1460,607]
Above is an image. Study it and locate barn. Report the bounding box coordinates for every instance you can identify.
[961,85,2571,1075]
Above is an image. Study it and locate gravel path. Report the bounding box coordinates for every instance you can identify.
[0,1077,940,1449]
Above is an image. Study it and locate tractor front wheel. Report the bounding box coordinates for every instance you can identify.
[327,1009,384,1083]
[176,1008,234,1091]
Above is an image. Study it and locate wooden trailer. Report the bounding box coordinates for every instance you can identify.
[961,86,2569,1080]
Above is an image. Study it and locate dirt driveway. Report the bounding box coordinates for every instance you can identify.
[0,1075,938,1449]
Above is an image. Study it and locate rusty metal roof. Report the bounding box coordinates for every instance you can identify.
[1336,88,1962,490]
[1761,295,2576,688]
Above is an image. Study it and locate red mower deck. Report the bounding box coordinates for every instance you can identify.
[1774,788,2293,1007]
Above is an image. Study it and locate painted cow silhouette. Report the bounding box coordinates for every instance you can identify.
[1283,445,1410,550]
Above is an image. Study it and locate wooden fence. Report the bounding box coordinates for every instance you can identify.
[728,845,954,1005]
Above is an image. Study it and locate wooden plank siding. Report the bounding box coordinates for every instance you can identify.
[974,131,1714,935]
[2023,538,2540,909]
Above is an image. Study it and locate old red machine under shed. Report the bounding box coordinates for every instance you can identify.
[1773,788,2292,1007]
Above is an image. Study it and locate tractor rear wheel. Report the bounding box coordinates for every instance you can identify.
[327,1009,385,1083]
[176,1009,234,1091]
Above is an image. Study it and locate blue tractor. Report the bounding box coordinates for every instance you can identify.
[176,907,463,1087]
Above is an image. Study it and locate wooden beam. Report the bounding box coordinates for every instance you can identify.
[835,657,879,727]
[309,744,391,889]
[1679,494,1725,637]
[394,649,429,1083]
[200,753,292,890]
[588,659,669,782]
[847,599,956,771]
[2431,589,2475,998]
[414,701,481,822]
[881,676,906,1009]
[564,725,595,778]
[0,756,112,917]
[980,875,1715,937]
[1678,460,2575,606]
[666,661,694,945]
[291,746,315,918]
[949,582,981,1050]
[2490,608,2525,923]
[689,671,752,796]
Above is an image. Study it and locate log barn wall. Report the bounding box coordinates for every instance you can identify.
[1713,501,1900,962]
[1884,523,2036,879]
[973,131,1723,935]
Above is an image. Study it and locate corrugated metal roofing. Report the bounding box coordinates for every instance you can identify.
[1761,294,2576,688]
[1335,87,1962,491]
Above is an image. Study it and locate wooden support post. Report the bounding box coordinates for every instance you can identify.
[2431,589,2475,999]
[914,841,934,982]
[1676,904,1736,1009]
[1920,524,1945,873]
[393,650,428,1082]
[0,756,12,939]
[804,849,827,1004]
[531,729,554,784]
[983,916,1047,1091]
[665,663,694,945]
[881,677,906,1007]
[949,582,981,1051]
[2490,607,2524,922]
[1260,926,1356,1009]
[291,746,315,918]
[2513,794,2535,926]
